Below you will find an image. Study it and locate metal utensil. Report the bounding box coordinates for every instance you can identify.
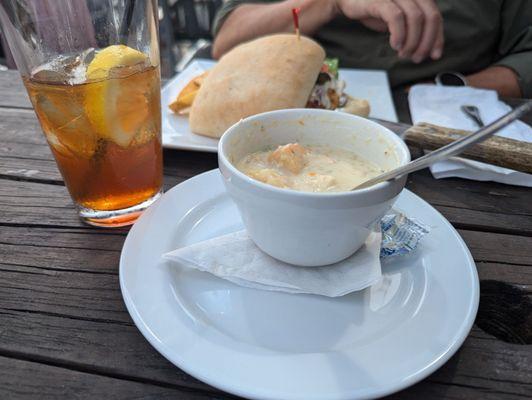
[355,101,532,190]
[461,105,485,127]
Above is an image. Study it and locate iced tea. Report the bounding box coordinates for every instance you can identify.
[24,46,163,224]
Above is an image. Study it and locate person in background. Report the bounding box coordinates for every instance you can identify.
[212,0,532,98]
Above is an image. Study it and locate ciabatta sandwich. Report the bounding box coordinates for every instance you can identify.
[170,34,370,138]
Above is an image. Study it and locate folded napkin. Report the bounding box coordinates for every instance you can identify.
[408,85,532,187]
[163,212,429,297]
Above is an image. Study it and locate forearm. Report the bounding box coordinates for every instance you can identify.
[212,0,336,59]
[466,66,522,98]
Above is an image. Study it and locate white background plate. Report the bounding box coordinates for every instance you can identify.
[120,170,479,400]
[161,60,399,152]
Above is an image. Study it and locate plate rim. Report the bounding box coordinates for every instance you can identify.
[120,169,479,400]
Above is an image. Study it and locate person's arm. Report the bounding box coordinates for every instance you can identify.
[212,0,335,59]
[466,66,522,98]
[213,0,444,63]
[479,0,532,98]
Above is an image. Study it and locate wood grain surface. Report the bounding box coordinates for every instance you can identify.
[404,123,532,173]
[0,70,531,400]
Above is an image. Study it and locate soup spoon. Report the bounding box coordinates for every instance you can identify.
[355,101,532,190]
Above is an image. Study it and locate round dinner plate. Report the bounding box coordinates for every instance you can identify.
[120,170,479,400]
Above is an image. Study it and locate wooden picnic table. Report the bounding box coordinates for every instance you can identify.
[0,69,531,399]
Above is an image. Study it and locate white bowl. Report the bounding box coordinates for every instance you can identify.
[218,109,410,266]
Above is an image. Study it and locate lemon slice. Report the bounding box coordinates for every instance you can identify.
[85,45,150,147]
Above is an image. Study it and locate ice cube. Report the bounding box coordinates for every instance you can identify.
[107,60,149,80]
[43,116,97,159]
[67,48,94,84]
[32,49,94,85]
[32,66,69,84]
[130,121,157,147]
[36,94,72,127]
[55,113,98,158]
[78,47,95,66]
[43,130,69,156]
[68,64,87,85]
[35,94,97,158]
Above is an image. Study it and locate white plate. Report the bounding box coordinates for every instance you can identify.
[120,170,479,400]
[161,60,399,152]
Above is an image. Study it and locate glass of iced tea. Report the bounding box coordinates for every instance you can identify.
[0,0,162,227]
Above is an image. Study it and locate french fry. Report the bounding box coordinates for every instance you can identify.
[169,71,208,114]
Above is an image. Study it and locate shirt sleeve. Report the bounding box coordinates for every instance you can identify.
[212,0,275,37]
[493,0,532,98]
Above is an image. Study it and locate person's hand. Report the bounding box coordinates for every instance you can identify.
[334,0,444,63]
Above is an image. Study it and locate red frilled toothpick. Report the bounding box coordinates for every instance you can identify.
[292,7,300,40]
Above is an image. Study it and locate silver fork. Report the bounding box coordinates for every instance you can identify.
[461,105,485,127]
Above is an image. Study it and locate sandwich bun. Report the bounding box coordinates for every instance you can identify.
[189,34,325,138]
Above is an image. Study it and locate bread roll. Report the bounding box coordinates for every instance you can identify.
[189,34,325,138]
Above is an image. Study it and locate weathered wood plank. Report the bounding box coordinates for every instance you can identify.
[390,382,529,400]
[0,225,218,393]
[0,178,83,227]
[0,263,127,323]
[2,106,531,235]
[0,107,64,183]
[407,170,531,218]
[458,229,532,266]
[1,169,531,236]
[404,122,532,174]
[162,148,218,180]
[1,105,530,231]
[0,308,221,394]
[0,355,230,400]
[0,171,204,228]
[0,107,50,147]
[0,240,120,275]
[0,225,125,252]
[389,326,532,399]
[406,170,532,236]
[0,70,32,109]
[2,226,527,331]
[0,224,531,398]
[0,108,54,159]
[0,157,63,183]
[0,226,532,323]
[0,301,530,399]
[477,262,532,290]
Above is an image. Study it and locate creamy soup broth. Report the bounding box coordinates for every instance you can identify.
[236,143,387,192]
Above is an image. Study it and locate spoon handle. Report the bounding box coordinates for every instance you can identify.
[357,101,532,190]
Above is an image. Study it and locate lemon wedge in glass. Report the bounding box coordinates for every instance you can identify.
[85,45,151,147]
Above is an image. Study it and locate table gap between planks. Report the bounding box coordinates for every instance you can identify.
[0,69,531,400]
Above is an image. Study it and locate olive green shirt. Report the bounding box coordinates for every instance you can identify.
[213,0,532,97]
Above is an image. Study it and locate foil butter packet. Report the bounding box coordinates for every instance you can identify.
[380,212,430,258]
[163,210,430,297]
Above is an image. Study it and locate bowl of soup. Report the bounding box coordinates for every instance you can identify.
[218,109,410,266]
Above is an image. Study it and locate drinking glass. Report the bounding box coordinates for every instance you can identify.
[0,0,163,227]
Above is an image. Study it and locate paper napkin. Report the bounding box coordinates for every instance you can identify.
[162,212,429,297]
[164,230,382,297]
[408,84,532,187]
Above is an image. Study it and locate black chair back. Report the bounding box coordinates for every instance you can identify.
[170,0,222,40]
